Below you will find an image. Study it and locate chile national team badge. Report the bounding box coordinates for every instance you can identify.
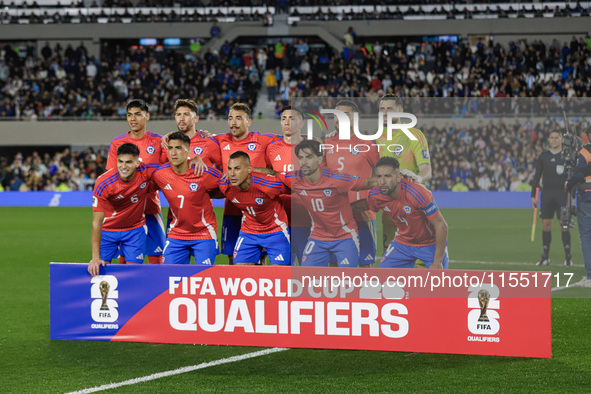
[323,189,333,197]
[403,205,412,214]
[255,197,264,205]
[189,182,199,191]
[247,143,257,151]
[194,147,203,155]
[146,145,155,154]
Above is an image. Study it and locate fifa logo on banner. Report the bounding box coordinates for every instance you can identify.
[467,284,500,335]
[90,275,119,323]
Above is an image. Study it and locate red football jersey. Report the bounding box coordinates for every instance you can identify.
[152,164,221,241]
[292,168,366,241]
[266,137,297,226]
[214,131,278,216]
[219,174,289,235]
[167,130,222,168]
[107,131,167,215]
[324,133,379,221]
[367,178,441,247]
[266,137,294,173]
[93,163,159,231]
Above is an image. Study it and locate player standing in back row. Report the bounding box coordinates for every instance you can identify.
[324,100,380,267]
[106,99,167,264]
[192,102,279,264]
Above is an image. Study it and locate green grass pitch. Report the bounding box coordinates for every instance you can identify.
[1,207,590,392]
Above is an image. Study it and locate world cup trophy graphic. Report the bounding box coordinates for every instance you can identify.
[477,289,490,322]
[99,281,110,311]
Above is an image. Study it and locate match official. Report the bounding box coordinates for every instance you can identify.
[531,130,572,266]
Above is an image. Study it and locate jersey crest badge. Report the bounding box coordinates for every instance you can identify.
[403,205,412,214]
[194,147,203,155]
[147,145,155,154]
[189,182,199,191]
[139,182,147,189]
[556,165,564,175]
[323,189,333,197]
[255,197,264,205]
[247,143,257,151]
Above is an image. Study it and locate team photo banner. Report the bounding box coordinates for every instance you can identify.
[50,263,551,358]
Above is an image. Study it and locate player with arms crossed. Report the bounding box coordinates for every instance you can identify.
[292,139,376,267]
[107,99,167,264]
[192,103,278,264]
[152,132,222,265]
[324,100,380,267]
[219,151,290,265]
[377,94,432,256]
[88,143,159,276]
[362,156,448,269]
[531,130,572,266]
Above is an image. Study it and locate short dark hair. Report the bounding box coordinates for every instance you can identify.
[376,156,400,171]
[229,150,251,164]
[229,102,252,118]
[335,100,359,113]
[175,99,199,114]
[117,143,140,157]
[168,131,191,148]
[126,99,149,113]
[378,94,403,109]
[295,139,322,158]
[281,105,304,119]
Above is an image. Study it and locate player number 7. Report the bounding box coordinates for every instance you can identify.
[177,195,184,209]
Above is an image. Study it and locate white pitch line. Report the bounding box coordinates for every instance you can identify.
[450,259,584,268]
[67,347,289,394]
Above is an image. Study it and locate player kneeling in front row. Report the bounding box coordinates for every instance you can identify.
[89,143,160,276]
[292,139,377,267]
[151,132,222,265]
[360,156,449,269]
[219,151,291,265]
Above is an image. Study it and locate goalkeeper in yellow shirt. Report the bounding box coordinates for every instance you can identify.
[376,94,433,258]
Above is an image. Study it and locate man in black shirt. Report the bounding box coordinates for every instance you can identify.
[531,130,572,266]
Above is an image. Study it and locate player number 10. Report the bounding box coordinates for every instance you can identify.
[311,198,324,212]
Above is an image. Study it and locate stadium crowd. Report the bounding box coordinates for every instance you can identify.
[2,34,591,122]
[1,35,591,192]
[0,39,265,119]
[0,146,108,192]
